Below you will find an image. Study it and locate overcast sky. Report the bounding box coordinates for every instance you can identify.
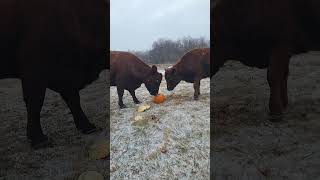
[110,0,210,51]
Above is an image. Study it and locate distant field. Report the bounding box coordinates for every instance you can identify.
[212,53,320,179]
[110,65,210,179]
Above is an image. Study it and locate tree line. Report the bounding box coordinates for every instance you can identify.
[129,36,210,64]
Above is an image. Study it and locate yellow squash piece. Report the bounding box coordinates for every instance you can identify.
[137,104,151,112]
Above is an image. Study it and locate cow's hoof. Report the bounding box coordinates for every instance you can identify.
[119,104,127,109]
[269,113,283,122]
[31,135,53,149]
[134,100,141,104]
[194,97,199,100]
[80,123,99,134]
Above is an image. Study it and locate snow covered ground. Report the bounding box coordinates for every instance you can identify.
[110,65,210,179]
[212,53,320,179]
[0,71,108,179]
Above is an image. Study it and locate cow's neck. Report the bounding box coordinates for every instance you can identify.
[133,63,151,82]
[173,60,183,75]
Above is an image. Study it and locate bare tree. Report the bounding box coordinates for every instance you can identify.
[131,36,210,64]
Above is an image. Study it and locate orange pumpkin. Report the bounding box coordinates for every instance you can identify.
[153,94,166,104]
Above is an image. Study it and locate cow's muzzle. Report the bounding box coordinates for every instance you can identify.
[167,87,174,91]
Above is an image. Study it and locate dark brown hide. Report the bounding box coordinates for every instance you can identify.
[110,51,162,108]
[0,0,108,148]
[165,48,210,100]
[212,0,320,120]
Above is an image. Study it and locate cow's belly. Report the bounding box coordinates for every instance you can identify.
[110,81,116,86]
[184,79,194,83]
[239,59,269,69]
[122,76,141,90]
[182,74,196,83]
[0,52,19,79]
[125,83,141,90]
[237,49,270,69]
[0,64,18,79]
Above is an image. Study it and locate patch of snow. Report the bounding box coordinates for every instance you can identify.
[110,68,210,179]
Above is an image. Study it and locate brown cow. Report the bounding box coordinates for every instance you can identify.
[110,51,162,108]
[212,0,320,121]
[0,0,108,148]
[165,48,210,100]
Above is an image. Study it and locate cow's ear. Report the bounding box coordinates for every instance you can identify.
[151,65,157,74]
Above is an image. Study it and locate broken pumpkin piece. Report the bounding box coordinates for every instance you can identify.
[137,104,151,112]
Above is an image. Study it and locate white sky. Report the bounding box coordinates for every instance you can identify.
[110,0,210,51]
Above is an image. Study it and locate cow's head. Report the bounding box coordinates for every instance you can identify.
[144,65,162,96]
[165,66,181,91]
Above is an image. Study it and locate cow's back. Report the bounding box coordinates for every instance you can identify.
[177,48,210,78]
[213,0,320,65]
[0,0,107,90]
[0,0,21,78]
[110,51,150,86]
[110,51,135,86]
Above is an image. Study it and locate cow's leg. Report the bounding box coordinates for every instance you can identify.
[60,90,97,134]
[117,86,126,108]
[129,89,140,104]
[22,80,51,149]
[267,45,290,121]
[193,78,201,100]
[281,63,289,113]
[267,70,283,121]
